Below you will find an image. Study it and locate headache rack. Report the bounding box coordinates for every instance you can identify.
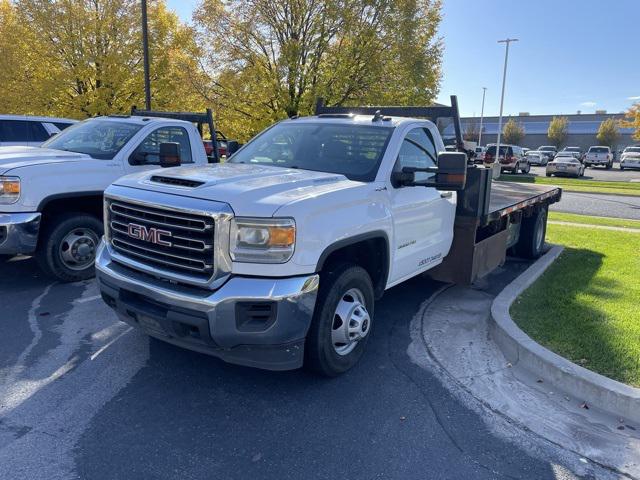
[314,95,465,154]
[130,107,222,163]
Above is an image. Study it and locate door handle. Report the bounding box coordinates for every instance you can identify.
[440,192,453,198]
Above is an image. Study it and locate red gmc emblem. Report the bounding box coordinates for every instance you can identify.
[127,223,172,247]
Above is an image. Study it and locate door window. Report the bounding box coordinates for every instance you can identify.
[130,126,193,165]
[0,120,31,142]
[29,122,51,142]
[395,128,437,184]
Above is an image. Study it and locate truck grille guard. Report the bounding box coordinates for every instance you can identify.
[104,191,233,289]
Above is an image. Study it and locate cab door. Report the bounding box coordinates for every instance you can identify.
[387,127,456,286]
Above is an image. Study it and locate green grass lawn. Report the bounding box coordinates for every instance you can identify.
[510,220,640,386]
[498,174,640,196]
[548,211,640,230]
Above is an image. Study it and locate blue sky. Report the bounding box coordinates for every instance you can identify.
[167,0,640,117]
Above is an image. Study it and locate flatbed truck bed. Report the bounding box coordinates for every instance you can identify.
[428,168,562,285]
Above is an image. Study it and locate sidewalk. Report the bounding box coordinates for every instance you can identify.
[408,257,640,479]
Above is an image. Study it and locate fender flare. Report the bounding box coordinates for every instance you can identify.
[315,230,391,298]
[37,191,104,212]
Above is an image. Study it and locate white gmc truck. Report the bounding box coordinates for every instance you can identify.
[95,98,562,376]
[0,109,226,281]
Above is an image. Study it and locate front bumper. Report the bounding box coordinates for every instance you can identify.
[95,242,319,371]
[0,212,41,255]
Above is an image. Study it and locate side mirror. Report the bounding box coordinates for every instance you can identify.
[129,151,146,165]
[434,152,467,191]
[226,140,240,156]
[391,152,468,191]
[159,142,181,168]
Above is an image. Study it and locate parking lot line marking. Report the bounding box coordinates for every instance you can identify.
[90,327,133,361]
[75,294,102,304]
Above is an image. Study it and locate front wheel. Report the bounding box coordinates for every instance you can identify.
[36,213,103,282]
[305,263,374,376]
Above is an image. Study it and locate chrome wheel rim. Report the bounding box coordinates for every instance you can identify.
[58,228,99,271]
[331,288,371,356]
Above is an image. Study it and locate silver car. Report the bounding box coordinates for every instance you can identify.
[546,152,585,177]
[620,146,640,171]
[525,150,547,166]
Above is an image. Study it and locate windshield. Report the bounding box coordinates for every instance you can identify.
[539,146,555,152]
[589,147,609,153]
[42,119,142,160]
[564,147,580,152]
[525,152,540,156]
[228,122,394,182]
[625,147,640,153]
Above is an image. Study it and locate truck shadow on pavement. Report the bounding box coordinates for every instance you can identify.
[71,268,569,480]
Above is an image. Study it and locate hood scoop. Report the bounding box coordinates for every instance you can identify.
[149,175,205,188]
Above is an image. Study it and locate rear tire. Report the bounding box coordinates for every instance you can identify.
[513,207,548,259]
[36,213,103,282]
[305,263,374,377]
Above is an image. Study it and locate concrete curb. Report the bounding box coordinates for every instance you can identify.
[490,245,640,423]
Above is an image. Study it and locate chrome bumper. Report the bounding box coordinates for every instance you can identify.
[95,242,320,371]
[0,212,41,255]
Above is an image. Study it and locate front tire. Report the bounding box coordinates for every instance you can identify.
[36,213,103,282]
[305,263,374,376]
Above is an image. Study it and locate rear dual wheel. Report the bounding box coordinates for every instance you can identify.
[513,207,548,259]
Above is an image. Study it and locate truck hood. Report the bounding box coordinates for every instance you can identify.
[0,146,91,174]
[114,163,363,217]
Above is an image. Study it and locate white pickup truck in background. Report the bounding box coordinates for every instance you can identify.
[95,97,562,376]
[584,146,613,169]
[0,110,228,281]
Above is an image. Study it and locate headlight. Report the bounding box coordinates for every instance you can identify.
[0,177,20,204]
[229,217,295,263]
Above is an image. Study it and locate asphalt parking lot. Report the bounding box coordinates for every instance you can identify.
[529,164,640,182]
[0,255,599,480]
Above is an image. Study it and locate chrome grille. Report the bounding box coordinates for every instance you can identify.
[107,199,215,281]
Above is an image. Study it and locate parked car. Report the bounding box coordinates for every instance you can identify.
[584,146,613,169]
[537,145,557,163]
[0,115,76,147]
[620,146,640,170]
[474,146,486,164]
[522,147,530,155]
[561,146,583,162]
[0,109,233,282]
[546,152,585,177]
[484,144,529,173]
[524,150,548,166]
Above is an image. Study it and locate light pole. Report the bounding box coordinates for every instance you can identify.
[141,0,152,110]
[478,87,487,147]
[494,38,518,174]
